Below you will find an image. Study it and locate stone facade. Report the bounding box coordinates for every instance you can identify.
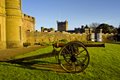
[0,0,6,49]
[22,14,35,43]
[6,0,23,48]
[0,0,35,49]
[26,31,88,44]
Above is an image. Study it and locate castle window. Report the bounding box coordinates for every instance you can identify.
[26,30,30,37]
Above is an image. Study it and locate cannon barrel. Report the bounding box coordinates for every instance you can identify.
[53,42,105,48]
[84,43,105,47]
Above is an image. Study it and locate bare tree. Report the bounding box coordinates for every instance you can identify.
[89,23,100,32]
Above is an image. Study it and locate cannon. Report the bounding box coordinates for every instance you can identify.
[7,41,105,73]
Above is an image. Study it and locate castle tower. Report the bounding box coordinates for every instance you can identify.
[6,0,23,48]
[0,0,6,49]
[22,14,35,43]
[57,20,68,32]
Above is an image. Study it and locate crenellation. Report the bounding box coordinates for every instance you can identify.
[23,14,35,22]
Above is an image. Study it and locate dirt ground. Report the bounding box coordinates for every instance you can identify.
[0,46,45,61]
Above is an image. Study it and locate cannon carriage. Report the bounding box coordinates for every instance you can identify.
[6,41,105,73]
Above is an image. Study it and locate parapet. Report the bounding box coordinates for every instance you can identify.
[23,14,35,22]
[57,20,68,24]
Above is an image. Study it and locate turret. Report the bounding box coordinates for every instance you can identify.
[6,0,23,48]
[0,0,6,49]
[22,14,35,43]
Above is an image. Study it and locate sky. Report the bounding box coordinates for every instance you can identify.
[22,0,120,30]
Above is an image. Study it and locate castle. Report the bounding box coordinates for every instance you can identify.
[0,0,35,49]
[0,0,115,49]
[57,20,68,31]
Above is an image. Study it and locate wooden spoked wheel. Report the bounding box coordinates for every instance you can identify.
[58,41,90,73]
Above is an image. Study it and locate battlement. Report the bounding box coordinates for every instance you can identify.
[23,14,35,22]
[57,20,68,24]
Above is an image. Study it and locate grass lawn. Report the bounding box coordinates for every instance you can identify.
[0,43,120,80]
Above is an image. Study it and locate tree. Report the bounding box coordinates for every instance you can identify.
[90,23,100,32]
[117,26,120,33]
[90,23,100,28]
[112,28,118,33]
[84,25,89,28]
[96,23,115,33]
[80,25,85,33]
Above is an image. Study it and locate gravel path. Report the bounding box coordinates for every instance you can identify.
[0,46,45,61]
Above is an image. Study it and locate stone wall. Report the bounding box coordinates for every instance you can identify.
[25,31,116,45]
[25,31,87,45]
[6,0,23,48]
[102,33,115,42]
[22,14,35,43]
[0,0,35,49]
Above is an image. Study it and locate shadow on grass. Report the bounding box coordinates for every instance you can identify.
[2,60,67,73]
[0,49,68,73]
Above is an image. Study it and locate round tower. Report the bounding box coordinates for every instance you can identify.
[0,0,6,49]
[6,0,23,48]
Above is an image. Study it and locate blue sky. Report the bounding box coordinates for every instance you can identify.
[22,0,120,30]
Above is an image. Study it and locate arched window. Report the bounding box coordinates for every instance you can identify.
[26,30,30,37]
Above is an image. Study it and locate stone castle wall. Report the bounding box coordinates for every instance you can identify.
[25,31,88,45]
[22,14,35,43]
[0,0,35,49]
[25,31,115,45]
[6,0,23,48]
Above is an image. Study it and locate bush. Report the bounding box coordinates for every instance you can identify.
[59,39,68,43]
[23,43,31,47]
[34,43,41,45]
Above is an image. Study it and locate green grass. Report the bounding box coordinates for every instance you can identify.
[0,43,120,80]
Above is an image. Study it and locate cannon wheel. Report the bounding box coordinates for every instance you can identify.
[58,41,90,73]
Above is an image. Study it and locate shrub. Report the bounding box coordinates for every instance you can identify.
[23,43,31,47]
[34,43,41,45]
[59,39,68,43]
